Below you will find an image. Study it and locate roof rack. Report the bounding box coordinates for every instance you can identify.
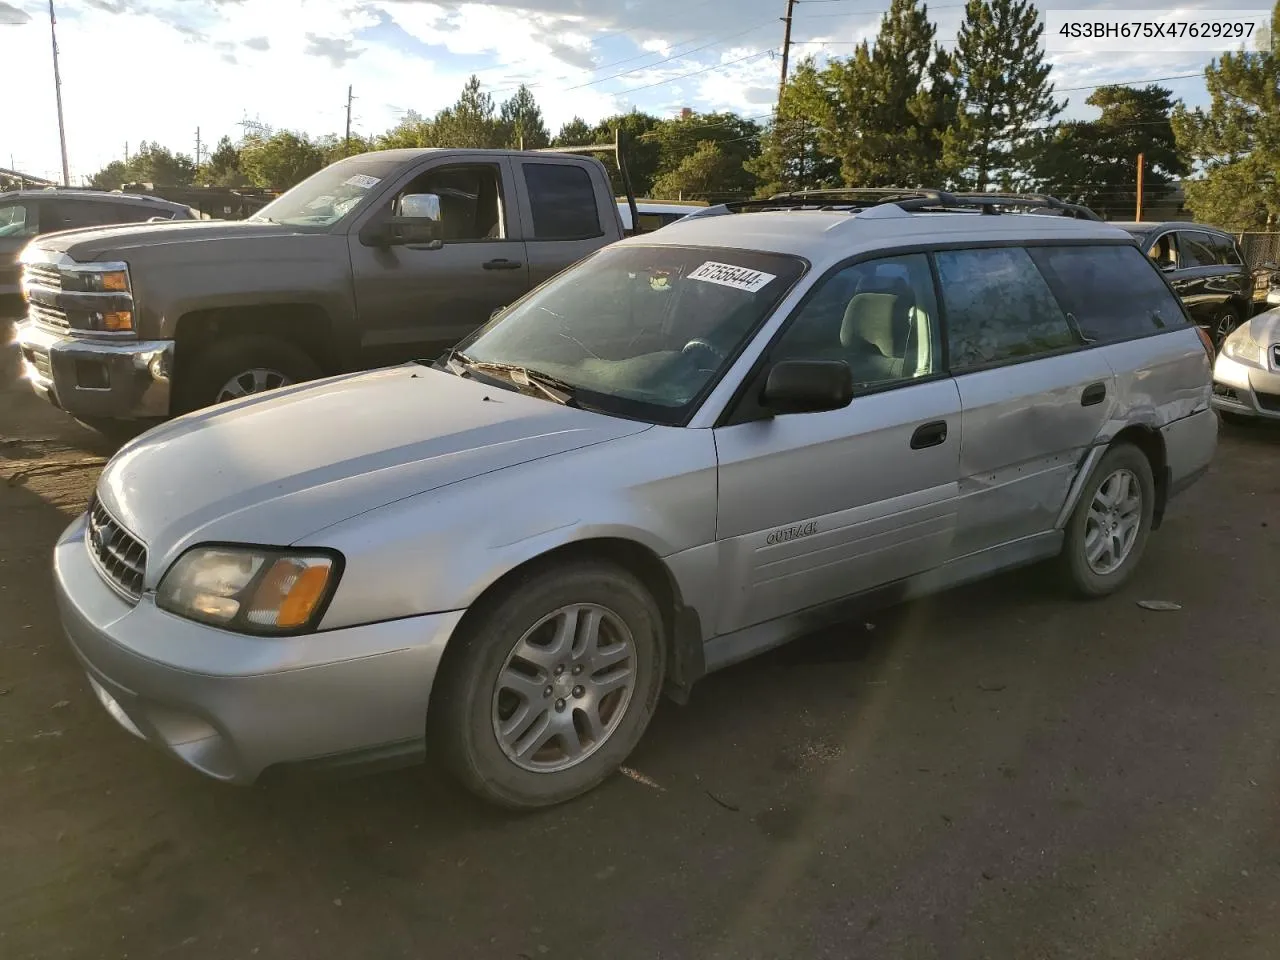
[684,187,1101,222]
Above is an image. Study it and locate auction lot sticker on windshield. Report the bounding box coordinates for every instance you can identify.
[687,261,776,293]
[343,174,381,189]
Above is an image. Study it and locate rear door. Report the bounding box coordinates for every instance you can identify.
[516,159,617,287]
[713,252,961,636]
[937,245,1116,559]
[348,156,530,367]
[1029,243,1209,435]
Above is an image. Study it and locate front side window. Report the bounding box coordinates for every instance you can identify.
[250,156,404,229]
[1028,244,1189,343]
[0,202,34,237]
[522,163,601,240]
[1146,233,1177,270]
[769,253,941,392]
[451,245,805,424]
[398,164,506,241]
[936,246,1078,370]
[1178,231,1220,268]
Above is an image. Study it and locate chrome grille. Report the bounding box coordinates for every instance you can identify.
[1272,344,1280,369]
[27,299,69,330]
[86,498,146,603]
[23,262,62,291]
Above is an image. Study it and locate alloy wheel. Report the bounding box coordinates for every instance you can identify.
[215,368,294,403]
[1084,468,1143,576]
[491,603,637,773]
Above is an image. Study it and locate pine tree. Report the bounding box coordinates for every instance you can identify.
[499,85,550,150]
[746,58,841,195]
[433,76,504,148]
[553,117,593,146]
[944,0,1063,190]
[820,0,954,188]
[1172,3,1280,228]
[1037,85,1188,218]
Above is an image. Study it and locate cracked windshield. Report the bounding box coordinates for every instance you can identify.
[2,0,1277,958]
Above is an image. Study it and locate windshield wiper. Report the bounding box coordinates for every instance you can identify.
[448,352,578,406]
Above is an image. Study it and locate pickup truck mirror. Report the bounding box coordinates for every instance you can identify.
[761,360,853,415]
[361,193,444,249]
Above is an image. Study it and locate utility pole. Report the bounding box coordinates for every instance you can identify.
[195,126,202,176]
[344,85,354,156]
[1135,152,1145,222]
[49,1,70,186]
[778,0,797,101]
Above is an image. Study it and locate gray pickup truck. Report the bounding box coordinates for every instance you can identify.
[14,148,627,435]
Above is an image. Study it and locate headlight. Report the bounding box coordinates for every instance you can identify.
[1222,327,1263,366]
[156,546,341,634]
[82,270,130,293]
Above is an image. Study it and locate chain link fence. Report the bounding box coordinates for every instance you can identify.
[1236,232,1280,270]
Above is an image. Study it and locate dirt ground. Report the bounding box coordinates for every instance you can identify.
[2,317,1279,960]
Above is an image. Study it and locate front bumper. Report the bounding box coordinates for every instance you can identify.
[54,514,465,783]
[13,319,173,420]
[1211,351,1280,421]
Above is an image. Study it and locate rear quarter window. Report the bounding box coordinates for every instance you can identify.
[1027,244,1189,343]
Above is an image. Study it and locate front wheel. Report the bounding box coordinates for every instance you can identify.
[176,335,322,414]
[1059,443,1155,598]
[431,560,666,809]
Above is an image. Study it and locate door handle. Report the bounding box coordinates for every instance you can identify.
[1081,382,1107,407]
[910,420,948,450]
[482,258,523,270]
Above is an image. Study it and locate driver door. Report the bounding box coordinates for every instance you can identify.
[712,253,962,636]
[349,156,530,368]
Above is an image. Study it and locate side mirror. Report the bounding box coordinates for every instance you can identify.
[362,192,443,248]
[761,359,853,415]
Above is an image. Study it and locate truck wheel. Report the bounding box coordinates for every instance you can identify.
[431,559,666,809]
[1059,443,1155,599]
[178,335,322,413]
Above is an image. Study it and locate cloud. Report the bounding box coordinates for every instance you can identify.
[304,32,364,67]
[0,1,30,24]
[243,35,269,50]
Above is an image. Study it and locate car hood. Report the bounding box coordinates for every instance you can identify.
[32,220,309,263]
[95,365,652,574]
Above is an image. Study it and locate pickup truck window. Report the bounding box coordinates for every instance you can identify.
[522,163,602,241]
[250,157,404,229]
[0,202,35,237]
[399,164,506,241]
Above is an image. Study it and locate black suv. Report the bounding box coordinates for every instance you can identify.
[1,188,199,315]
[1112,221,1254,349]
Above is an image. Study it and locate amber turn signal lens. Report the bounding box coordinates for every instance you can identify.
[100,271,129,292]
[102,311,133,332]
[246,557,334,629]
[1195,326,1215,362]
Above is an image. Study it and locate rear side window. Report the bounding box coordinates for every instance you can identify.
[935,247,1078,370]
[1179,231,1220,268]
[1208,233,1243,265]
[1028,245,1189,343]
[522,163,602,241]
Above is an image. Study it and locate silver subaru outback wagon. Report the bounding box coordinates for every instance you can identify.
[53,192,1218,808]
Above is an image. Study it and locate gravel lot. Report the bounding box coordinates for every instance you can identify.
[2,318,1278,959]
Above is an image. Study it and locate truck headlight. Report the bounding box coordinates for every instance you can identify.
[84,270,130,293]
[157,546,342,634]
[1222,327,1263,366]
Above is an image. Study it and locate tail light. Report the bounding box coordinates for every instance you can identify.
[1195,326,1215,362]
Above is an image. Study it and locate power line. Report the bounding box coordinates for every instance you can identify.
[564,20,777,90]
[614,49,777,96]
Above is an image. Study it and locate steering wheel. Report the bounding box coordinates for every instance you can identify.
[681,338,726,369]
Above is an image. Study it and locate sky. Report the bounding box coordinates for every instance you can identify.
[0,0,1251,184]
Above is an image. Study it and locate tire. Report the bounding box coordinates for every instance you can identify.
[431,560,666,809]
[1059,443,1156,599]
[1212,305,1242,351]
[176,335,322,414]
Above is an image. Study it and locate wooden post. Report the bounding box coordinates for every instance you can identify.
[1135,152,1144,221]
